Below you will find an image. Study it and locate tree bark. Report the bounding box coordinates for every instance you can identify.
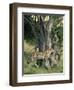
[38,16,53,51]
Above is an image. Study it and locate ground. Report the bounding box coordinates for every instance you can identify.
[24,40,63,74]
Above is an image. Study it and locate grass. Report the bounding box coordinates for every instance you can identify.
[24,40,63,74]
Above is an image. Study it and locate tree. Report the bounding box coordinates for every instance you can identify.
[24,14,63,53]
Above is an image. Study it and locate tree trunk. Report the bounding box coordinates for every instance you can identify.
[38,16,53,51]
[45,17,53,50]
